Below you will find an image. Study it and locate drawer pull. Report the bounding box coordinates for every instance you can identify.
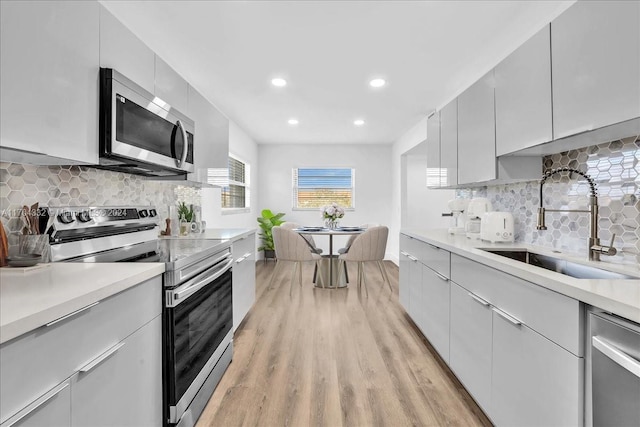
[435,272,449,282]
[45,301,99,327]
[400,251,409,257]
[236,253,252,263]
[492,307,522,327]
[79,342,126,373]
[407,254,419,262]
[2,381,70,427]
[468,293,490,307]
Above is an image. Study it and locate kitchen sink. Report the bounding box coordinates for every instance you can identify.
[480,249,638,280]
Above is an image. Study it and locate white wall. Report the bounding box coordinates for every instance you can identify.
[201,120,259,231]
[257,144,393,257]
[389,117,454,264]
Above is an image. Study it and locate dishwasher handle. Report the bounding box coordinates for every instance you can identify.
[592,336,640,379]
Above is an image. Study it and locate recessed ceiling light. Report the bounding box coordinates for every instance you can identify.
[288,118,299,125]
[354,119,365,126]
[369,78,386,88]
[271,78,287,87]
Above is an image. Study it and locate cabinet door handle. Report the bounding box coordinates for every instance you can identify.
[492,307,522,327]
[407,254,418,262]
[593,336,640,379]
[235,256,245,264]
[435,272,449,282]
[468,292,490,307]
[2,381,70,427]
[79,342,126,373]
[45,301,99,327]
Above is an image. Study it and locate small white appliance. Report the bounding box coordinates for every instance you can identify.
[481,212,515,243]
[465,198,492,239]
[446,199,469,235]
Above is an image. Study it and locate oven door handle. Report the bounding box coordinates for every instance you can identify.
[170,257,233,306]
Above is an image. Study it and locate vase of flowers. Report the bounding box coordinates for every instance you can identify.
[321,203,345,230]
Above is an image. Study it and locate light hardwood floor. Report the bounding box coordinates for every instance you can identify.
[197,260,492,427]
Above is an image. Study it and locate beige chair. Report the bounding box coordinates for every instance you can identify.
[338,226,391,295]
[337,223,380,254]
[270,226,325,294]
[282,221,324,283]
[336,223,380,283]
[281,222,322,254]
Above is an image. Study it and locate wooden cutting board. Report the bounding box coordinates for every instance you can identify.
[0,220,8,267]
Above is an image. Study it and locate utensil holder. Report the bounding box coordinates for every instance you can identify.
[19,234,51,262]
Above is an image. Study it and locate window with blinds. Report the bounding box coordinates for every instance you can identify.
[292,168,355,209]
[220,155,250,209]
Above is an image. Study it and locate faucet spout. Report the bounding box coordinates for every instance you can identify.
[536,167,615,261]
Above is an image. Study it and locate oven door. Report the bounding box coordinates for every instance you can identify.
[164,254,233,423]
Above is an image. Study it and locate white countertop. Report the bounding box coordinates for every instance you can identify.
[161,228,255,242]
[0,262,165,345]
[401,229,640,324]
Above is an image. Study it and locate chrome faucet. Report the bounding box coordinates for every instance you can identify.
[536,167,617,261]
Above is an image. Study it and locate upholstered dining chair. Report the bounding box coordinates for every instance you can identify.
[336,223,380,284]
[270,226,325,295]
[338,226,391,295]
[281,222,322,254]
[282,221,324,283]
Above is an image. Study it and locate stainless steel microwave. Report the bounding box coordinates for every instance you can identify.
[99,68,194,177]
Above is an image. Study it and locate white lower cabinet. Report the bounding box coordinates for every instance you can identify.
[9,381,71,427]
[0,277,162,427]
[420,265,450,363]
[232,232,256,331]
[449,282,492,412]
[491,310,582,426]
[70,315,162,427]
[399,236,585,426]
[399,235,423,324]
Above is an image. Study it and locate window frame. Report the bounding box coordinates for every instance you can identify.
[221,153,250,214]
[291,166,356,211]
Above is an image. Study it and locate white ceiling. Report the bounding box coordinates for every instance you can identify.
[100,0,574,145]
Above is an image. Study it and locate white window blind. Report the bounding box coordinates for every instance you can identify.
[292,168,355,209]
[212,155,250,209]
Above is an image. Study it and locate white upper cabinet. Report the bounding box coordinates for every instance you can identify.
[0,0,99,164]
[187,86,229,182]
[551,0,640,139]
[457,71,496,185]
[155,56,189,114]
[99,6,155,94]
[440,100,458,188]
[495,25,553,155]
[426,112,441,188]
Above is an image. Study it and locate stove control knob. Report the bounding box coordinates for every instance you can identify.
[149,209,157,218]
[58,211,75,224]
[139,209,148,218]
[77,210,91,223]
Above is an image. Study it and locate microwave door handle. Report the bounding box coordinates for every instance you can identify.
[176,119,188,168]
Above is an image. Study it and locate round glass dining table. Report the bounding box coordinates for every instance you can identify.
[294,227,364,288]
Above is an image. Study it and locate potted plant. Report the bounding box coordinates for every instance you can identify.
[257,209,285,261]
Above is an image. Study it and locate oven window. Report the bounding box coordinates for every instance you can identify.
[115,94,193,162]
[167,269,232,402]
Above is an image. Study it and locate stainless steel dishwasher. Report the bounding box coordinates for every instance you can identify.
[586,309,640,426]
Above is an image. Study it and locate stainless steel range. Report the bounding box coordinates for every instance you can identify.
[46,206,233,427]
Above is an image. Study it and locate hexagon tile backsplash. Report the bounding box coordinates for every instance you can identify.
[458,135,639,266]
[0,163,201,248]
